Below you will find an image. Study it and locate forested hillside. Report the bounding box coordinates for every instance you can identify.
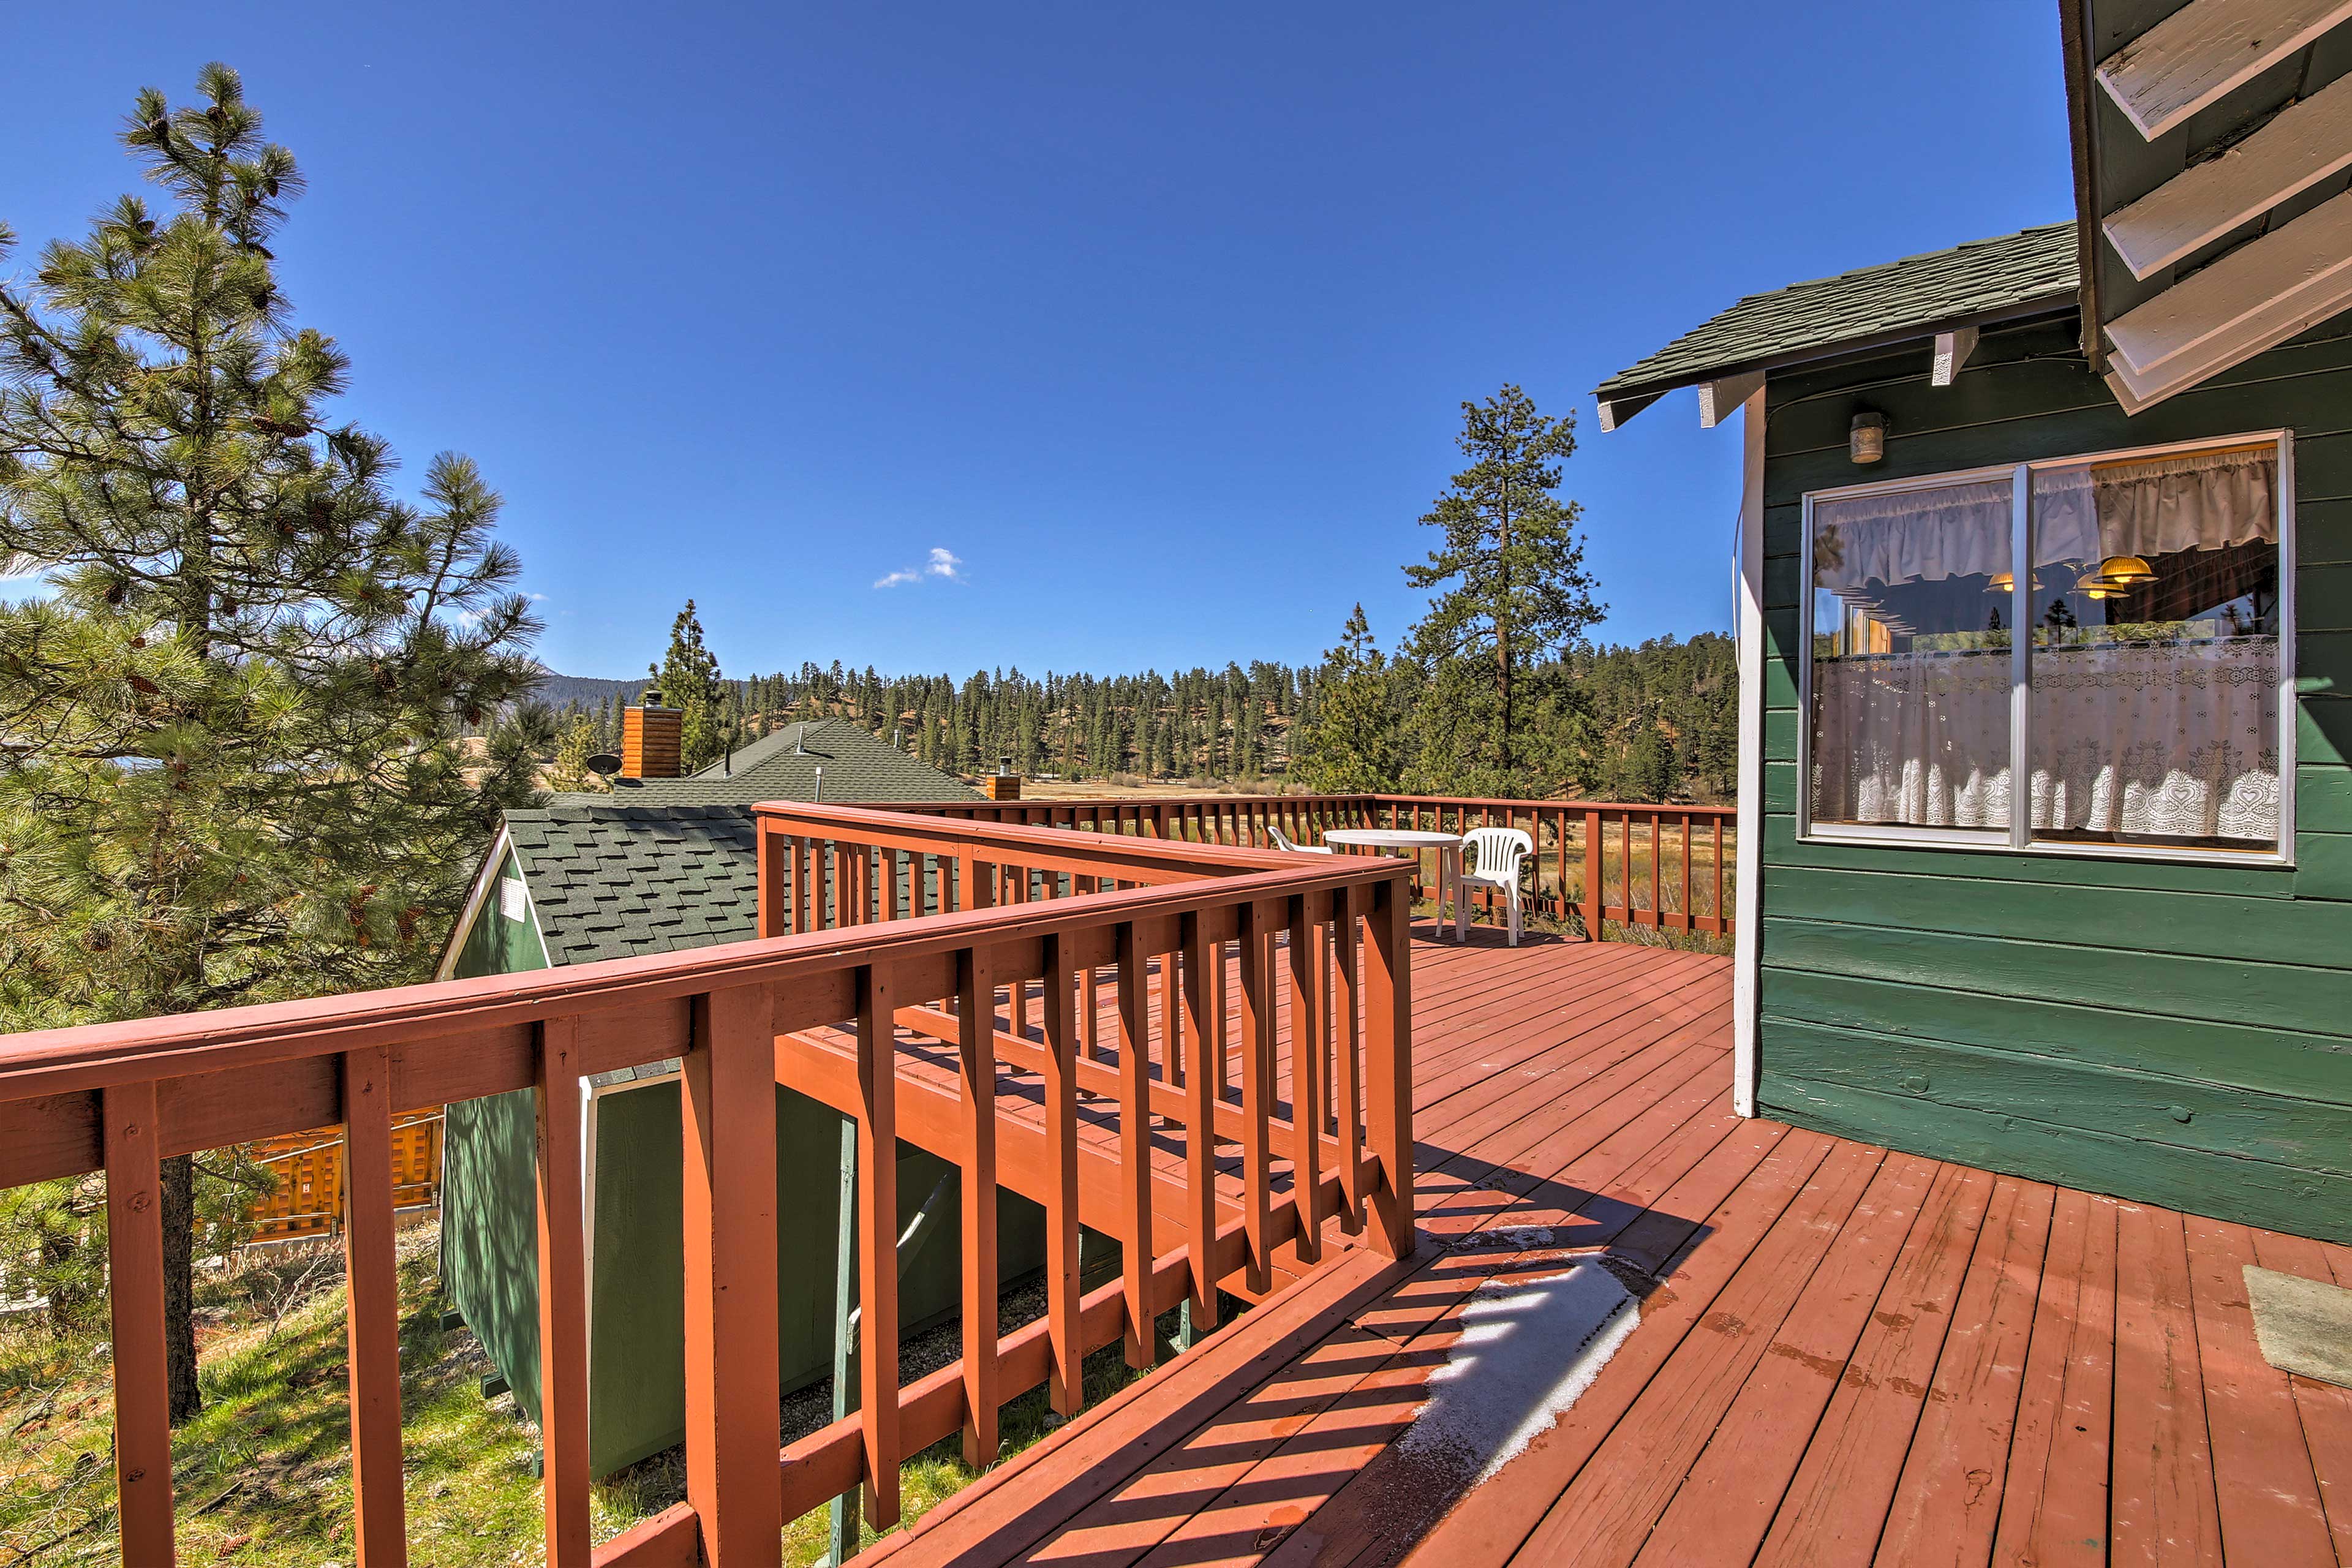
[542,632,1733,802]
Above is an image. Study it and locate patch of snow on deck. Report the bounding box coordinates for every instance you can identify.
[1397,1259,1638,1487]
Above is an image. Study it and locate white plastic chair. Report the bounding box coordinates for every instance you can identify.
[1266,824,1334,854]
[1458,827,1534,944]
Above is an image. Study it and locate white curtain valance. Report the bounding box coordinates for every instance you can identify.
[1811,447,2277,594]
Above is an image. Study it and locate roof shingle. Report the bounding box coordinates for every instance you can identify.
[1595,222,2080,404]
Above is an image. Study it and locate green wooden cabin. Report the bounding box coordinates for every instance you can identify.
[1595,2,2352,1245]
[437,719,1057,1477]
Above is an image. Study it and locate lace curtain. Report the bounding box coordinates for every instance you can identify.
[1810,639,2280,843]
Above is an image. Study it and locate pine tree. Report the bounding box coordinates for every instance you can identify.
[1292,605,1408,791]
[656,598,735,772]
[0,64,541,1419]
[1403,385,1604,794]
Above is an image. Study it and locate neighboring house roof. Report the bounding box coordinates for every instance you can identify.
[446,720,974,980]
[1594,221,2081,413]
[552,718,980,809]
[505,803,762,967]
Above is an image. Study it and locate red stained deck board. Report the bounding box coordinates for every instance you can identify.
[857,937,2351,1568]
[2184,1215,2335,1565]
[1629,1152,1943,1566]
[1871,1176,2056,1567]
[2111,1203,2223,1566]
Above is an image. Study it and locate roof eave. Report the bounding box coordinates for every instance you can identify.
[1593,292,2081,418]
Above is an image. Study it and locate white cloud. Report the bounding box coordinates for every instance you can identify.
[875,548,963,589]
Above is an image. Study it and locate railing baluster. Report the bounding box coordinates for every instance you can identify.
[1179,911,1221,1332]
[1159,938,1182,1089]
[102,1081,174,1568]
[1287,892,1322,1263]
[956,948,1000,1465]
[1115,924,1154,1366]
[1041,934,1084,1414]
[794,836,812,934]
[1363,873,1414,1257]
[534,1019,591,1568]
[1335,885,1365,1234]
[684,986,784,1561]
[1680,813,1695,929]
[1582,808,1604,941]
[1237,898,1275,1295]
[341,1046,407,1567]
[854,966,901,1529]
[1715,815,1728,931]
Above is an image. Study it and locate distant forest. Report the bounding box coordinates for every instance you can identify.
[540,631,1734,803]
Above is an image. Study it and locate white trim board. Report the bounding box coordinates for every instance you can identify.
[2105,186,2352,382]
[1732,383,1766,1120]
[2096,0,2352,141]
[2103,72,2352,281]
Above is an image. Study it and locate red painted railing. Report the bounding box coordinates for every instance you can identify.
[904,792,1738,938]
[0,803,1412,1567]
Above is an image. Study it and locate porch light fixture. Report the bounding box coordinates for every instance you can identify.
[1849,411,1887,464]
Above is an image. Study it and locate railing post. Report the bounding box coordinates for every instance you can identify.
[1236,899,1275,1295]
[956,947,1000,1466]
[340,1046,407,1568]
[1041,934,1084,1414]
[1114,923,1155,1367]
[535,1019,592,1568]
[1363,873,1414,1258]
[854,966,902,1529]
[1582,808,1605,943]
[683,986,783,1566]
[1334,884,1366,1234]
[102,1081,175,1568]
[1286,893,1322,1263]
[1179,911,1221,1333]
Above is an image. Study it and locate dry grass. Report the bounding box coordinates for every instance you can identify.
[0,1225,1201,1566]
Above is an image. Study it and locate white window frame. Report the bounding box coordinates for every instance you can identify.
[1796,429,2296,867]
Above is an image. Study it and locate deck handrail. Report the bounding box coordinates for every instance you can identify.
[894,790,1737,938]
[0,802,1414,1568]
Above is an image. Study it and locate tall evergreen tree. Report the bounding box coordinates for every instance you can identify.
[1291,605,1408,792]
[655,598,736,772]
[1403,384,1604,793]
[0,64,541,1418]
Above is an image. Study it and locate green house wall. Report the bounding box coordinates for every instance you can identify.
[1755,314,2352,1242]
[439,847,1055,1476]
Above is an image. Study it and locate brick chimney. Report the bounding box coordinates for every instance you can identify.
[982,753,1021,801]
[622,691,684,780]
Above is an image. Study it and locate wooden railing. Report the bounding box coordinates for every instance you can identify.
[903,792,1737,938]
[0,803,1412,1567]
[244,1109,443,1242]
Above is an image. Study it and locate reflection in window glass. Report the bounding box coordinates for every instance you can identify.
[1808,477,2014,833]
[2027,446,2280,851]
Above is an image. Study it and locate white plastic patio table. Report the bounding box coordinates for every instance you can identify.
[1319,829,1467,940]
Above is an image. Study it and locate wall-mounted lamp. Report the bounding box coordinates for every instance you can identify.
[1849,411,1887,464]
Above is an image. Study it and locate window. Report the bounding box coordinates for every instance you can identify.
[1803,435,2290,860]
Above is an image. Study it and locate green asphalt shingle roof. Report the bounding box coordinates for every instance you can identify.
[554,718,979,809]
[504,803,762,968]
[1595,221,2081,403]
[499,720,974,973]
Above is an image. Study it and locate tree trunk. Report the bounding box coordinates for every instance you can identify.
[160,1153,202,1423]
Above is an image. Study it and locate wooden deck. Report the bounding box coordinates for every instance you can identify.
[861,928,2352,1567]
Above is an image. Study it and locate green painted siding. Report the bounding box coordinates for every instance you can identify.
[1756,314,2352,1242]
[438,844,1057,1477]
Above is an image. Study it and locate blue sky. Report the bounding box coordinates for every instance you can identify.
[8,3,2073,680]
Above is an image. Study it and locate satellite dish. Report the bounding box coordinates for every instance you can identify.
[586,752,624,777]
